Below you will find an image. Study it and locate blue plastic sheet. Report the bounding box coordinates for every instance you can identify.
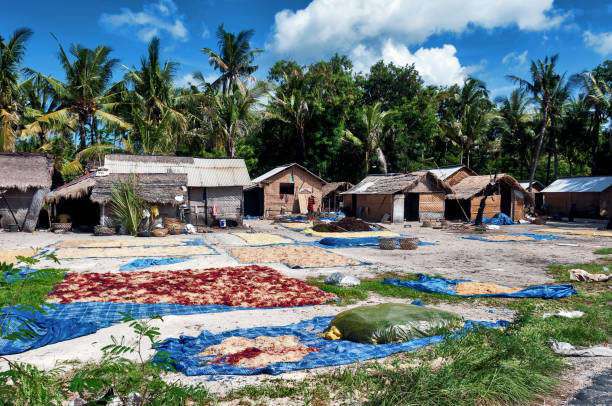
[119,257,190,272]
[472,212,515,225]
[155,316,508,376]
[243,215,259,219]
[462,233,564,242]
[318,236,437,248]
[383,274,578,299]
[0,302,262,355]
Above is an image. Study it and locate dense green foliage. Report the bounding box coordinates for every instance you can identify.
[1,26,612,185]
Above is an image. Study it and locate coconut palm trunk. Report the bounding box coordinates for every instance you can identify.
[528,106,548,192]
[22,187,49,232]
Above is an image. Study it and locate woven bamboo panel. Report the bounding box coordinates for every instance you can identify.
[470,196,500,218]
[513,195,525,221]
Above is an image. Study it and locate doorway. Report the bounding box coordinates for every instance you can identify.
[404,193,420,221]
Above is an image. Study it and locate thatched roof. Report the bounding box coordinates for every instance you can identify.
[90,173,187,205]
[45,172,96,204]
[322,181,354,197]
[342,171,453,195]
[0,153,55,190]
[448,174,534,204]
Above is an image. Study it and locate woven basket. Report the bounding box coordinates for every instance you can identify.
[399,237,419,250]
[168,226,184,235]
[535,216,547,225]
[51,222,72,232]
[378,237,397,250]
[94,225,115,236]
[153,228,168,237]
[164,218,184,227]
[421,219,433,228]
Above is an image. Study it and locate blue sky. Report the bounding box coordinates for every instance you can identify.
[2,0,612,99]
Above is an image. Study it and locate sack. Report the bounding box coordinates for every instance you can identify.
[321,303,462,344]
[325,272,360,287]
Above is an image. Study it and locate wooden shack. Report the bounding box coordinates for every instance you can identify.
[0,153,55,232]
[103,155,251,225]
[423,165,477,186]
[541,176,612,218]
[445,174,532,221]
[341,171,453,223]
[244,163,326,217]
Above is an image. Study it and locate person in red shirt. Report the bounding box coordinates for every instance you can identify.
[307,195,315,219]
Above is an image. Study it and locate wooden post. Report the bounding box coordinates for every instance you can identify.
[100,204,106,226]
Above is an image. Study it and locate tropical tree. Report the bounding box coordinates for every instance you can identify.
[200,81,268,157]
[344,101,395,175]
[0,28,32,151]
[20,72,65,145]
[33,39,131,150]
[202,25,263,94]
[495,90,535,179]
[508,55,564,191]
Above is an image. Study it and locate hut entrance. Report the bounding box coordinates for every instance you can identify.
[244,187,264,217]
[351,195,357,217]
[404,193,420,221]
[55,195,100,232]
[445,199,471,221]
[500,185,512,217]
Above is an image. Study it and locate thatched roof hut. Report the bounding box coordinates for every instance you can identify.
[342,172,453,222]
[0,153,55,231]
[445,174,533,221]
[0,152,54,191]
[91,174,187,206]
[322,181,354,197]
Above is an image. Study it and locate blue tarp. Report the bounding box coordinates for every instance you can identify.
[383,274,578,299]
[318,237,437,248]
[119,257,190,272]
[0,302,262,355]
[472,212,515,225]
[243,215,259,219]
[155,316,508,376]
[462,233,564,242]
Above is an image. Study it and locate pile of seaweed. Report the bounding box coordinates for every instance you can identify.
[312,217,374,232]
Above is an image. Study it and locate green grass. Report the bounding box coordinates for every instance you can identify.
[0,268,66,309]
[594,248,612,255]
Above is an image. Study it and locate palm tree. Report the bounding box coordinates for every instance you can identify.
[202,25,263,95]
[344,101,395,175]
[268,69,310,161]
[33,39,131,150]
[0,28,32,151]
[571,71,612,172]
[495,90,535,178]
[200,81,268,157]
[508,55,564,191]
[20,72,65,145]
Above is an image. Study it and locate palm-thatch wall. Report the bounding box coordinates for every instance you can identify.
[445,174,533,221]
[0,153,55,231]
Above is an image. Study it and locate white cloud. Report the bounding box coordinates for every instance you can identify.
[351,40,468,86]
[270,0,565,58]
[202,25,210,39]
[100,0,187,42]
[583,30,612,56]
[502,50,528,67]
[174,72,218,88]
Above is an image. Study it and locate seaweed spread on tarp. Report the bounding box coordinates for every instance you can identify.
[0,302,260,355]
[462,233,564,242]
[383,274,578,299]
[317,236,437,248]
[154,316,508,376]
[471,212,515,225]
[119,257,190,272]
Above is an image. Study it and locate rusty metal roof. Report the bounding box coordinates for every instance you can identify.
[103,154,251,188]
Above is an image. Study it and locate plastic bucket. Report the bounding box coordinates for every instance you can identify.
[220,219,226,228]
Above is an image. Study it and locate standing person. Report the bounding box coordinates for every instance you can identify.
[307,195,315,219]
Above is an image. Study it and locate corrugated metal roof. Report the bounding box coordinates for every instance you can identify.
[250,163,326,184]
[541,176,612,193]
[103,155,251,187]
[518,180,544,191]
[425,165,465,180]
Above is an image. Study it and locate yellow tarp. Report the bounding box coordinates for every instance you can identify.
[279,222,312,230]
[233,233,294,246]
[300,228,399,238]
[474,234,536,242]
[54,245,214,259]
[227,246,361,268]
[538,228,612,238]
[0,248,39,265]
[52,238,192,248]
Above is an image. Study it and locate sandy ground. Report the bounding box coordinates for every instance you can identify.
[0,218,611,403]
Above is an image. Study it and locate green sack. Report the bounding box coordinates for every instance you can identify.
[323,303,462,344]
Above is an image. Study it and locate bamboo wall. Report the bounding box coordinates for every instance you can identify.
[544,191,609,218]
[469,195,501,219]
[445,168,474,186]
[0,188,36,229]
[354,194,393,221]
[262,166,324,216]
[419,192,445,220]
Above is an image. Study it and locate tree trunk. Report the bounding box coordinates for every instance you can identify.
[466,148,471,168]
[22,187,49,232]
[298,128,307,163]
[364,150,370,176]
[475,183,496,225]
[93,115,100,144]
[375,147,388,174]
[609,131,612,162]
[78,119,87,150]
[545,141,552,186]
[591,112,601,174]
[527,106,548,192]
[553,135,559,181]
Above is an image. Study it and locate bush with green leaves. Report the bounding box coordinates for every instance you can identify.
[109,174,148,236]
